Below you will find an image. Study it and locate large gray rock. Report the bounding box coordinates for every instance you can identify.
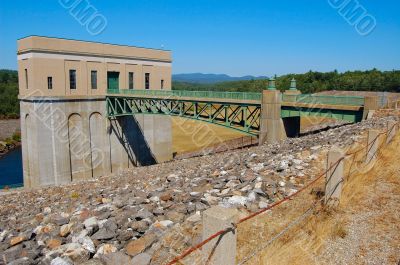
[7,257,32,265]
[99,251,131,265]
[78,236,96,253]
[135,209,153,220]
[52,215,70,226]
[1,245,23,263]
[83,217,98,231]
[130,253,151,265]
[50,257,73,265]
[91,227,116,240]
[80,259,104,265]
[60,243,90,264]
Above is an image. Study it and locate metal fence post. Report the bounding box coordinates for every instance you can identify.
[325,146,345,205]
[366,129,380,163]
[202,206,239,265]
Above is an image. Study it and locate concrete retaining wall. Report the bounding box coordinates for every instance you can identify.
[20,97,172,188]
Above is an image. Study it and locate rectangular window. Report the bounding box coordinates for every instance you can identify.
[161,79,164,90]
[47,77,53,90]
[25,69,28,89]
[145,73,150,90]
[69,69,76,90]
[91,70,97,89]
[129,72,134,89]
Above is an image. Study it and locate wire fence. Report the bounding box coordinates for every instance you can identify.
[165,119,399,265]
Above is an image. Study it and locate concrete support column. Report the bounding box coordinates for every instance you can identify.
[325,146,345,205]
[259,89,286,145]
[202,206,239,265]
[366,129,380,163]
[386,121,397,144]
[363,96,378,120]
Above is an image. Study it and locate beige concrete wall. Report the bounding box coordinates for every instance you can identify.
[17,36,172,97]
[18,58,172,97]
[87,61,107,96]
[18,36,171,62]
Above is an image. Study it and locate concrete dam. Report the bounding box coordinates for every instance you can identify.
[18,36,373,188]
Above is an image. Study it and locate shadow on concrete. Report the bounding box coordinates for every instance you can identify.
[111,116,157,167]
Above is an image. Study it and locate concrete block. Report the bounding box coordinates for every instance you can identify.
[366,129,380,163]
[325,146,345,205]
[386,121,397,144]
[202,206,239,265]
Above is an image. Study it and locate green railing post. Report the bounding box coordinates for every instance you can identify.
[267,77,276,90]
[289,78,297,91]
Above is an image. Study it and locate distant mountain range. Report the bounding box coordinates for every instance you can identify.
[172,73,268,84]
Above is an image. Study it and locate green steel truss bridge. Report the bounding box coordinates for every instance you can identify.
[106,89,365,136]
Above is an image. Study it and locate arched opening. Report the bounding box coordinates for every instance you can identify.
[68,113,90,181]
[89,112,105,178]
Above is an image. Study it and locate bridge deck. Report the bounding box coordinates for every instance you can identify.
[106,93,363,111]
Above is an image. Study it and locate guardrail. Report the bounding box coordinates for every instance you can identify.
[107,89,262,101]
[107,89,365,106]
[282,94,365,106]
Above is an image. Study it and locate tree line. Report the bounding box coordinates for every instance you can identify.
[0,69,399,119]
[0,70,19,119]
[173,69,400,94]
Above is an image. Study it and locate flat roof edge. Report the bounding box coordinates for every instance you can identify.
[18,35,171,52]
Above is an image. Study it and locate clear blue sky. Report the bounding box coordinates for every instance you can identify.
[0,0,399,76]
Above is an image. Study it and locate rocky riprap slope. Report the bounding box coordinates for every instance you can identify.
[0,113,398,265]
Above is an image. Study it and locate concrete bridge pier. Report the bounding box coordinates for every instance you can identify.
[259,89,288,145]
[363,96,379,119]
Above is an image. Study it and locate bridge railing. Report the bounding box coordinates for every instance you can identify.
[107,89,364,106]
[107,89,262,101]
[282,94,365,106]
